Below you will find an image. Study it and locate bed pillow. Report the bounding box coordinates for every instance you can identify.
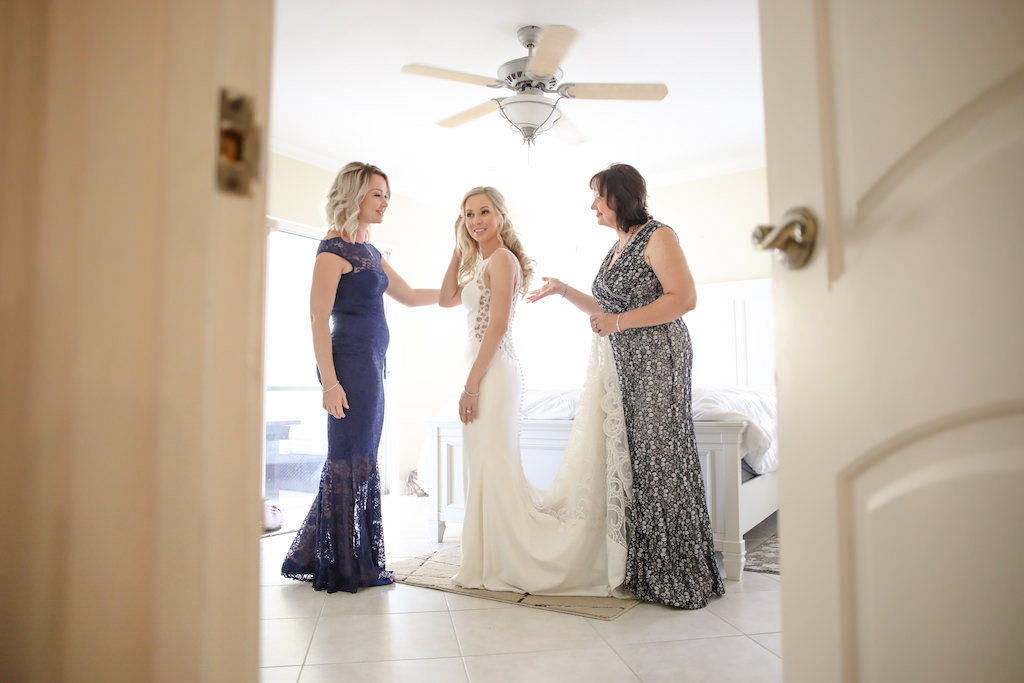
[522,389,581,420]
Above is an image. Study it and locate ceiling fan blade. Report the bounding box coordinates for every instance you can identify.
[561,83,669,101]
[552,115,585,145]
[526,25,578,78]
[438,100,500,128]
[402,63,503,88]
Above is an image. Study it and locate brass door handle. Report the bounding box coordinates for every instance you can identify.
[752,207,818,269]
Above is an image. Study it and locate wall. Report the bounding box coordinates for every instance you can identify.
[267,154,771,487]
[650,167,771,283]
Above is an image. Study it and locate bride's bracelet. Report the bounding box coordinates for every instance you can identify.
[561,282,569,297]
[463,387,480,397]
[322,382,340,393]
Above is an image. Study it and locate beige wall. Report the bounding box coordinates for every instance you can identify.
[267,153,335,229]
[650,168,771,283]
[266,154,770,487]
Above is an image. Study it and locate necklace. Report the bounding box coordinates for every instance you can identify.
[613,227,638,255]
[613,219,652,255]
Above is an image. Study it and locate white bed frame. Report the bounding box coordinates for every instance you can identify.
[428,417,778,580]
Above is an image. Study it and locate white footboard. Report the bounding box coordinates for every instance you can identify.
[695,421,753,580]
[428,418,778,581]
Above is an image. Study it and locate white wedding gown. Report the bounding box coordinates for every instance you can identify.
[453,253,633,596]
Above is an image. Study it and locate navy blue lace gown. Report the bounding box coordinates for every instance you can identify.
[281,237,391,593]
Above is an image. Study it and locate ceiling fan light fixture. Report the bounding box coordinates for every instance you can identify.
[497,92,561,145]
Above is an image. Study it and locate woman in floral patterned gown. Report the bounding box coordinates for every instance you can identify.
[528,164,725,608]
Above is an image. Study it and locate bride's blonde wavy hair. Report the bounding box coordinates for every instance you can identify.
[456,186,534,295]
[324,162,390,240]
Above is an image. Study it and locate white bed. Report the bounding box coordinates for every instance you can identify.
[425,279,779,581]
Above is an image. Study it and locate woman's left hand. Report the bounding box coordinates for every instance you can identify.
[589,312,617,337]
[459,390,479,424]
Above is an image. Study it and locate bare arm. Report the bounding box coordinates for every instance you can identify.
[526,276,602,317]
[310,251,352,418]
[381,257,440,307]
[438,248,463,308]
[459,249,517,423]
[591,226,697,336]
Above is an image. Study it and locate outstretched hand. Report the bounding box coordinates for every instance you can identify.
[526,276,565,303]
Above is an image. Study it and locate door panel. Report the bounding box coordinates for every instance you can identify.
[845,411,1024,680]
[832,0,1024,198]
[759,1,1024,680]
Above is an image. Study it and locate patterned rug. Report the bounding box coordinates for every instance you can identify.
[743,534,780,574]
[390,545,641,621]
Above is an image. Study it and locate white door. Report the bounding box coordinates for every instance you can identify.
[759,1,1024,680]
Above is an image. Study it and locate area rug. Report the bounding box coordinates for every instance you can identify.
[390,545,640,621]
[743,534,780,575]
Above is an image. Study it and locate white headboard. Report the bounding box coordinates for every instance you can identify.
[684,278,775,394]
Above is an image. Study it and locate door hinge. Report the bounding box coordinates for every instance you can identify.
[217,87,260,196]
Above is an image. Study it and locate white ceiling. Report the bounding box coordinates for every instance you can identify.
[269,0,766,207]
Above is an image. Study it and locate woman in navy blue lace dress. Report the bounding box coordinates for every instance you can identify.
[281,162,438,593]
[528,164,724,609]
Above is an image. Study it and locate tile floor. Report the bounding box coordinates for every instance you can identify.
[260,496,781,682]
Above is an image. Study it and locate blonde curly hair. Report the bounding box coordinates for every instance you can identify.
[455,186,534,295]
[324,162,390,240]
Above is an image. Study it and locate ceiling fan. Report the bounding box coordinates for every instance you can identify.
[401,25,668,145]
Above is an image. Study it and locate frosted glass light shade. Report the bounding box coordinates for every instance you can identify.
[498,92,560,143]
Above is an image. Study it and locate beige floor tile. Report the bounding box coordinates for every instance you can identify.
[723,570,782,593]
[260,665,301,683]
[749,632,783,658]
[464,646,640,682]
[257,495,785,681]
[386,539,444,561]
[261,535,298,586]
[444,592,506,611]
[705,589,782,635]
[260,617,317,667]
[304,611,461,665]
[261,583,327,619]
[318,582,450,616]
[590,601,741,645]
[450,606,608,657]
[614,635,782,683]
[297,657,468,682]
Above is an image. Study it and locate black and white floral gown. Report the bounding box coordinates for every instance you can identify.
[592,219,726,609]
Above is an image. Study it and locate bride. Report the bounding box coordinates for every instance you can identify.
[438,186,633,596]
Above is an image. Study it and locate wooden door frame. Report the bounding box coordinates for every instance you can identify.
[0,1,273,679]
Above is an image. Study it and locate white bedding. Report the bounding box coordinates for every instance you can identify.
[522,385,778,474]
[692,386,778,474]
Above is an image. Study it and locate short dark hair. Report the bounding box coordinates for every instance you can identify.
[589,163,650,230]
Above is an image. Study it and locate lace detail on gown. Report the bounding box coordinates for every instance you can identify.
[321,236,377,274]
[534,336,632,554]
[468,253,518,360]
